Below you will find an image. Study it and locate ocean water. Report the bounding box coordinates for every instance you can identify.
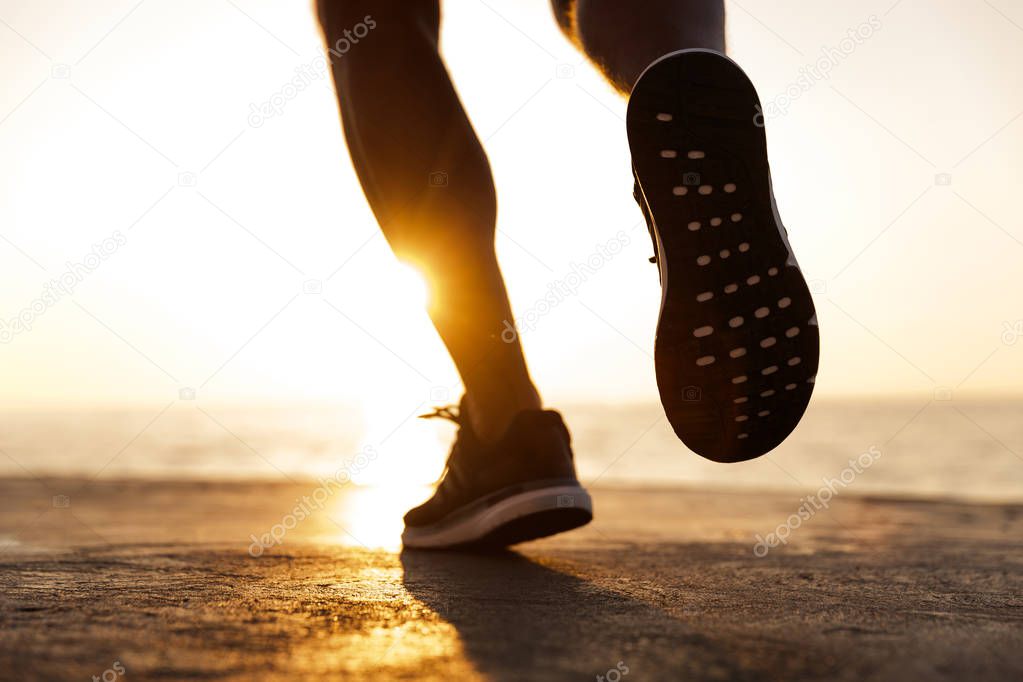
[0,399,1020,502]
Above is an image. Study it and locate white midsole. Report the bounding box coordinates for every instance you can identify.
[401,484,593,549]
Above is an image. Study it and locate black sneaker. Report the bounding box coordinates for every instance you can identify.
[627,49,820,463]
[401,401,593,549]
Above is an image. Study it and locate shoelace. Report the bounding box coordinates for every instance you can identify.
[418,404,463,425]
[418,405,467,482]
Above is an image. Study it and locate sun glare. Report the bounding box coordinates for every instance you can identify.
[393,262,430,311]
[327,483,435,550]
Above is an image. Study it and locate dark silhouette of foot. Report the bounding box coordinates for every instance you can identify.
[628,49,820,462]
[402,401,592,548]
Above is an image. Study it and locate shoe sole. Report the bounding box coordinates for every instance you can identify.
[627,49,819,463]
[401,484,593,549]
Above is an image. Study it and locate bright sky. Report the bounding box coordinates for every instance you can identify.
[1,0,1021,413]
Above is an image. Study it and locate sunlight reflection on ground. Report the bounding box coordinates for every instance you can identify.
[323,484,434,551]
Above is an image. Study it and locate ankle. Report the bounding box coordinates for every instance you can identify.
[465,388,542,444]
[576,0,726,92]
